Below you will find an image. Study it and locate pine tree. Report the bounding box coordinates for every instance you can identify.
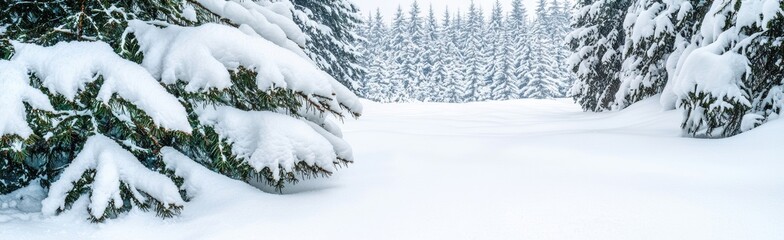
[614,0,691,109]
[491,12,520,100]
[508,0,532,98]
[363,9,391,103]
[547,0,576,97]
[567,0,632,111]
[387,6,410,102]
[291,0,365,92]
[440,7,461,103]
[420,5,441,102]
[459,1,487,102]
[0,0,361,221]
[523,0,561,99]
[403,1,426,101]
[483,0,506,101]
[668,0,784,137]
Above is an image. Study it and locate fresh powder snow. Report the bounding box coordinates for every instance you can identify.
[1,97,782,239]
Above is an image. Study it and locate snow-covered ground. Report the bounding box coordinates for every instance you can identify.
[2,98,783,239]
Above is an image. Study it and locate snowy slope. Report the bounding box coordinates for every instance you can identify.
[2,98,783,239]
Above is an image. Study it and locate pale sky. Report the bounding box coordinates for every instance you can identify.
[351,0,551,23]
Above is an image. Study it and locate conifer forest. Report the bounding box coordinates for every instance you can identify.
[1,0,783,239]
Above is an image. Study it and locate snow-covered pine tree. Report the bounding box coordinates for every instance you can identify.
[354,13,373,99]
[664,0,784,137]
[291,0,365,92]
[420,5,441,102]
[613,0,692,109]
[508,0,532,98]
[0,0,361,221]
[387,6,411,102]
[483,0,506,101]
[403,1,425,101]
[459,2,487,102]
[547,0,576,97]
[567,0,632,111]
[523,0,561,99]
[491,11,521,100]
[363,10,391,103]
[445,9,470,103]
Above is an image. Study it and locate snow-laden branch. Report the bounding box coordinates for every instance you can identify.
[42,135,185,219]
[0,60,54,139]
[11,41,192,133]
[126,20,362,116]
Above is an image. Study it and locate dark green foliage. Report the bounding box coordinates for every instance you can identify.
[1,0,358,220]
[679,0,784,137]
[680,89,750,137]
[291,0,365,92]
[568,0,632,112]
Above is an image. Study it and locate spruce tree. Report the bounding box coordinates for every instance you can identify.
[483,0,506,101]
[567,0,632,111]
[670,0,784,137]
[548,0,576,97]
[613,0,697,109]
[363,10,391,103]
[291,0,365,92]
[523,0,561,99]
[440,7,461,103]
[459,2,487,102]
[508,0,532,98]
[403,1,426,101]
[0,0,361,221]
[491,12,521,100]
[387,6,410,102]
[420,5,441,102]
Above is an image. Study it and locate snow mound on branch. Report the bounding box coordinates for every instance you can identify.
[41,135,184,218]
[192,0,307,57]
[197,106,349,180]
[160,147,253,199]
[674,35,750,106]
[0,60,54,139]
[127,20,362,115]
[10,41,192,133]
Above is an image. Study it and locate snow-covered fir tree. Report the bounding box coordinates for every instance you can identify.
[523,0,561,99]
[0,0,361,221]
[665,0,784,137]
[547,0,576,97]
[567,0,632,111]
[356,0,576,103]
[508,0,533,98]
[565,0,783,137]
[291,0,365,92]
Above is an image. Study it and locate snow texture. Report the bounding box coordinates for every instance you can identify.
[10,41,192,133]
[0,180,45,213]
[197,106,346,179]
[41,135,184,218]
[127,21,362,115]
[0,60,54,139]
[2,98,783,239]
[191,0,307,57]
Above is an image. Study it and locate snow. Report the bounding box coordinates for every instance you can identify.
[10,41,192,133]
[191,0,307,56]
[2,98,783,239]
[0,60,54,139]
[181,3,197,22]
[0,180,45,214]
[196,106,342,179]
[127,21,362,115]
[672,33,750,106]
[41,135,184,219]
[736,0,783,30]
